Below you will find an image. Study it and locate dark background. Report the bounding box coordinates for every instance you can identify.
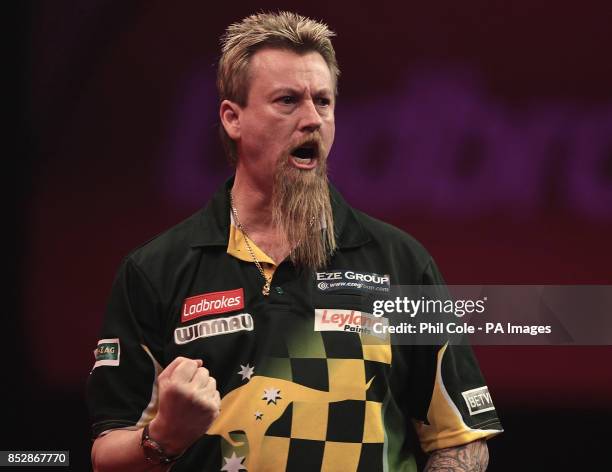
[12,1,612,470]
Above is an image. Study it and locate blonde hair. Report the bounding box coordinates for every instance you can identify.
[217,11,340,163]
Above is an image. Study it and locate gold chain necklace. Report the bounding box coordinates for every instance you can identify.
[229,191,272,296]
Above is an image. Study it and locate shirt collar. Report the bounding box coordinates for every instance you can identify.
[227,213,276,265]
[190,176,370,250]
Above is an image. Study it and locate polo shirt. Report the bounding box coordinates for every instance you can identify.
[87,177,502,471]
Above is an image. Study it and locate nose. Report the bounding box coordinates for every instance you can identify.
[298,99,323,132]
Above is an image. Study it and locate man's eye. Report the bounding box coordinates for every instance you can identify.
[279,96,296,105]
[317,97,331,107]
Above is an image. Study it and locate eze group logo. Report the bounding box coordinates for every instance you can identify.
[181,288,244,323]
[315,270,390,293]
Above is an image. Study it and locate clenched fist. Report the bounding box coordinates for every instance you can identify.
[147,356,221,456]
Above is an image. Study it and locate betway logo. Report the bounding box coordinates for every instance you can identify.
[314,309,387,338]
[461,386,495,416]
[181,288,244,323]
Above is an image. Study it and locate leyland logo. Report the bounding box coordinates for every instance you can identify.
[93,338,120,368]
[314,309,387,339]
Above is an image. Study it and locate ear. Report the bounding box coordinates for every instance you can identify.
[220,100,242,140]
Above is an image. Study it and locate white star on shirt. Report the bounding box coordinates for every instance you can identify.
[237,363,255,381]
[254,411,263,420]
[262,387,281,405]
[220,452,246,472]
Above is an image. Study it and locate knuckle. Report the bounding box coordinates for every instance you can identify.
[189,388,202,404]
[166,382,183,396]
[195,396,212,412]
[209,398,221,414]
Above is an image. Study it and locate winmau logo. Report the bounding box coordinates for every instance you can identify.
[174,313,253,345]
[181,288,244,322]
[461,386,495,416]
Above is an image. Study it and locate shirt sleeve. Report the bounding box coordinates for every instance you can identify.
[86,257,165,438]
[411,258,503,452]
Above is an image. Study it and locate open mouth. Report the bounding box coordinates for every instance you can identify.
[290,142,319,168]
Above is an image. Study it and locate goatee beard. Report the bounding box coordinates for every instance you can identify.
[271,140,336,271]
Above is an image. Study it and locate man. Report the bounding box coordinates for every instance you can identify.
[88,11,502,471]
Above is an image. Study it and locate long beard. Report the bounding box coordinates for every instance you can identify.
[271,139,336,271]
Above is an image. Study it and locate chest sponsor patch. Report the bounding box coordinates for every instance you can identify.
[461,386,495,415]
[181,288,244,323]
[93,338,120,368]
[315,270,390,293]
[314,309,388,339]
[174,313,254,345]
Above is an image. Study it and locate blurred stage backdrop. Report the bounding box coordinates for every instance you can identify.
[13,0,611,470]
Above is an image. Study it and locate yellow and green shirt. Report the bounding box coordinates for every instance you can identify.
[88,177,502,471]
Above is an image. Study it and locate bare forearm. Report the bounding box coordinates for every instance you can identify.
[424,439,489,472]
[91,429,171,472]
[91,358,220,472]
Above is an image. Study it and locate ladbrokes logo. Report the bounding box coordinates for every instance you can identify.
[181,288,244,323]
[314,309,387,338]
[174,313,254,345]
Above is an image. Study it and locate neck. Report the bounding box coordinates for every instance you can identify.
[231,166,275,234]
[231,166,292,263]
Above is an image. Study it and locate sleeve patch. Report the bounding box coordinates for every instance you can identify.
[461,386,495,416]
[93,338,121,368]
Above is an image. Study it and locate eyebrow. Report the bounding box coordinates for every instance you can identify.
[269,87,333,98]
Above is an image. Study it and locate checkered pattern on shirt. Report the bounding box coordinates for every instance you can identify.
[220,319,393,472]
